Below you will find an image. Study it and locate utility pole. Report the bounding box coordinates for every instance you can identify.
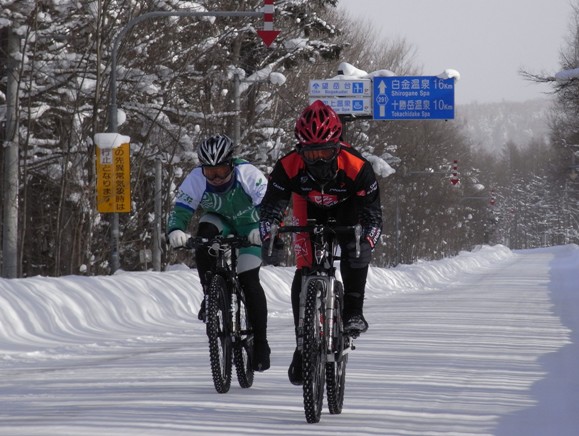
[152,157,162,271]
[2,29,21,278]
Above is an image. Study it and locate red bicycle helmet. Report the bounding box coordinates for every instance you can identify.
[295,100,342,145]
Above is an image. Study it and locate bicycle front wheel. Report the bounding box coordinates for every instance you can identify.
[326,280,347,414]
[302,279,327,424]
[233,289,254,388]
[206,273,232,393]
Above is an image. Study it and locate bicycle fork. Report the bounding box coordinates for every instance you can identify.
[230,292,238,341]
[325,277,337,362]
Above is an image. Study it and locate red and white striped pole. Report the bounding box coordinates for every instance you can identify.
[257,0,280,47]
[450,159,460,186]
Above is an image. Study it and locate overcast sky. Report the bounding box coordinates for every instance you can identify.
[338,0,573,104]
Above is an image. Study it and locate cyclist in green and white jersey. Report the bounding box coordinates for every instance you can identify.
[167,134,270,372]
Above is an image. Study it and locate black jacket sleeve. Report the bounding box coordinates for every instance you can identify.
[355,161,383,247]
[259,160,292,225]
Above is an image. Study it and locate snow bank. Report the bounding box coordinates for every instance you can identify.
[0,245,516,357]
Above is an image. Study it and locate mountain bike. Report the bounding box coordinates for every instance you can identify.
[269,219,362,423]
[186,235,254,393]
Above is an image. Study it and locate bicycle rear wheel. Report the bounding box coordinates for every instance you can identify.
[206,273,232,393]
[233,289,254,388]
[326,280,347,414]
[302,279,327,423]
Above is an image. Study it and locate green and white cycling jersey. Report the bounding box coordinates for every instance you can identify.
[167,159,267,234]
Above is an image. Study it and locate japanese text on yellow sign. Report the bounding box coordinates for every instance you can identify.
[96,143,131,213]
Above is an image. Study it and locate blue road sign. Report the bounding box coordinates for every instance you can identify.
[309,79,372,97]
[308,97,372,116]
[373,76,455,120]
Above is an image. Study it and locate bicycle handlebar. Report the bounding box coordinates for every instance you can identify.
[268,222,362,258]
[184,234,251,251]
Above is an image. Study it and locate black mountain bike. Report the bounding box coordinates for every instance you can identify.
[186,235,254,393]
[269,219,362,423]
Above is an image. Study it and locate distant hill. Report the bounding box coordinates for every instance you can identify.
[456,98,553,153]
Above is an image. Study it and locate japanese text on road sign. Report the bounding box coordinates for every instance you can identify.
[373,76,455,120]
[96,142,131,213]
[309,79,372,97]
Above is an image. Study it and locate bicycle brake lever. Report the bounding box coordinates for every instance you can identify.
[354,224,362,258]
[268,224,279,256]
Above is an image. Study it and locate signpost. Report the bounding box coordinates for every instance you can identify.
[308,76,455,120]
[309,79,371,96]
[308,79,372,116]
[96,143,131,213]
[373,76,455,120]
[257,0,280,47]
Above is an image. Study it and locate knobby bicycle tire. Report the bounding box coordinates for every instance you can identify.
[326,280,347,414]
[302,279,327,424]
[233,289,254,388]
[207,273,232,393]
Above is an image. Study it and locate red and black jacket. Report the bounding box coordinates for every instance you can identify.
[260,142,383,247]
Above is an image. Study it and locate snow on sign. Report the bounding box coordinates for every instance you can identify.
[309,79,372,116]
[373,76,455,120]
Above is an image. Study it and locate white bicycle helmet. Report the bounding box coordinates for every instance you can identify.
[197,134,235,166]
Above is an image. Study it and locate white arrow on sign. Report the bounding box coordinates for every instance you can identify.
[376,80,389,118]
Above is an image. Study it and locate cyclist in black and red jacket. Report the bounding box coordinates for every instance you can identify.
[259,100,383,385]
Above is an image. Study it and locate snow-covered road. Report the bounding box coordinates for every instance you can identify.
[0,245,577,435]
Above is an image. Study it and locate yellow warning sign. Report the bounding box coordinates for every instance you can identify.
[96,143,131,213]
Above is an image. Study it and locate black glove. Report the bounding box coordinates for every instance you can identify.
[364,226,381,249]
